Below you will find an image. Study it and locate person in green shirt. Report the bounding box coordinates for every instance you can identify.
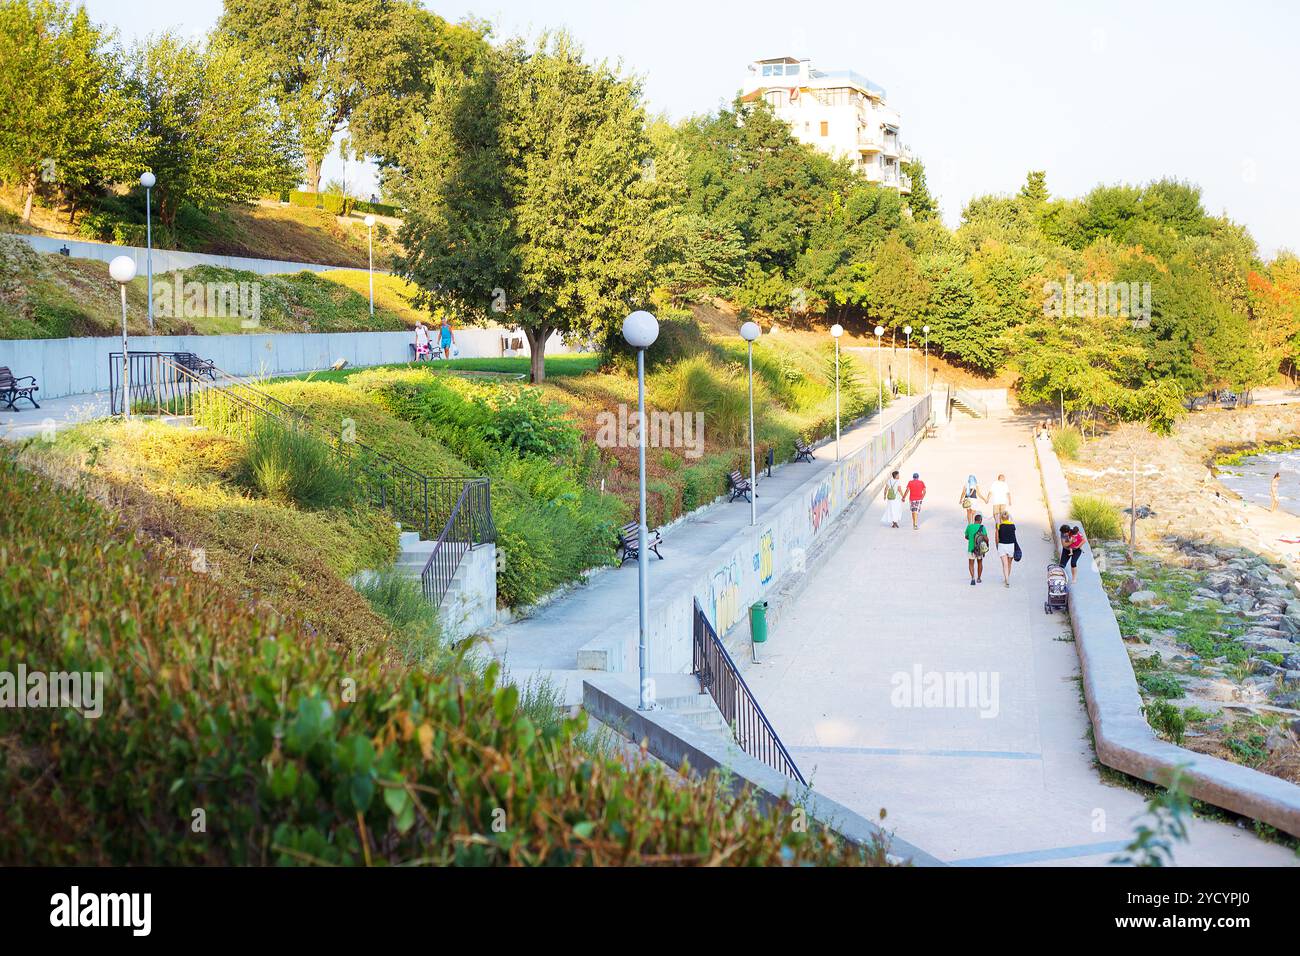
[965,513,988,586]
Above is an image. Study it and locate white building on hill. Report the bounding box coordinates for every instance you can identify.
[740,56,912,193]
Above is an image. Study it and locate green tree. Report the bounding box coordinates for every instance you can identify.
[866,234,928,331]
[397,33,673,384]
[0,0,142,222]
[127,33,300,228]
[901,157,938,221]
[661,213,745,304]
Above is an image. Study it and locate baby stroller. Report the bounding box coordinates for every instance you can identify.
[1044,562,1069,614]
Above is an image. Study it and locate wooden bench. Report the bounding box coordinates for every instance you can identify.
[0,367,39,411]
[793,438,815,463]
[727,470,752,503]
[618,521,663,565]
[174,352,216,380]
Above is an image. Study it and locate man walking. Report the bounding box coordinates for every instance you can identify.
[987,473,1011,522]
[965,512,989,586]
[904,471,926,530]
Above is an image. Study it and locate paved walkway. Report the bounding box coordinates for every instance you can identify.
[744,410,1299,866]
[0,390,111,442]
[487,396,925,683]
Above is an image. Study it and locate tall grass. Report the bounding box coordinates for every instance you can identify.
[1052,424,1082,460]
[1071,493,1122,540]
[237,418,355,510]
[653,354,761,447]
[356,566,466,673]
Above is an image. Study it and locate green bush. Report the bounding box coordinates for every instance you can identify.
[1137,671,1185,699]
[237,419,356,510]
[1071,493,1122,540]
[1051,425,1082,460]
[356,567,460,673]
[1143,699,1186,745]
[0,457,878,866]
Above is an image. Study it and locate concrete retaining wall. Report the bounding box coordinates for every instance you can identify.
[1034,435,1300,837]
[9,232,370,276]
[441,544,497,642]
[582,676,945,866]
[0,328,571,400]
[577,396,933,674]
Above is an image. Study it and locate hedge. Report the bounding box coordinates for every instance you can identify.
[283,190,401,218]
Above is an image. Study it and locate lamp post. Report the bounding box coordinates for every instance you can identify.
[830,323,843,460]
[904,325,912,395]
[109,255,137,419]
[740,321,761,526]
[364,214,376,317]
[140,171,155,332]
[623,310,659,711]
[923,324,930,392]
[874,324,885,433]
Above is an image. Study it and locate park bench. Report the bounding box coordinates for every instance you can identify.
[0,367,39,411]
[727,470,752,503]
[793,438,815,463]
[1184,395,1210,411]
[617,521,663,565]
[174,352,216,381]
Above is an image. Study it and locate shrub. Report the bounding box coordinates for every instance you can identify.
[1137,671,1185,699]
[1071,493,1122,540]
[653,354,760,447]
[1143,699,1186,745]
[0,457,880,866]
[1051,424,1082,459]
[237,419,356,510]
[356,567,461,673]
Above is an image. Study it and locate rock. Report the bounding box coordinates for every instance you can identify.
[1118,577,1143,597]
[1129,590,1159,606]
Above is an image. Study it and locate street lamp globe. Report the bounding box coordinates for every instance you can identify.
[109,255,137,284]
[364,214,376,228]
[923,324,930,335]
[874,325,884,338]
[622,310,659,349]
[739,321,761,342]
[830,323,843,338]
[904,325,912,336]
[139,171,155,189]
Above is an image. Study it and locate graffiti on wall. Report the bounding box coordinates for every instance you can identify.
[809,478,833,534]
[710,558,743,634]
[754,528,775,586]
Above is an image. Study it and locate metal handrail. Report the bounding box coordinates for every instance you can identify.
[692,599,806,786]
[420,477,493,609]
[953,387,989,418]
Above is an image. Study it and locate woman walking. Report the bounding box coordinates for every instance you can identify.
[958,474,981,524]
[881,469,905,528]
[1059,524,1085,582]
[996,511,1020,587]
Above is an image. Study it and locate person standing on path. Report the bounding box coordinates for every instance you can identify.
[996,511,1020,587]
[881,470,905,528]
[1059,525,1085,582]
[965,512,989,585]
[438,318,456,359]
[414,322,431,361]
[958,474,981,524]
[904,471,926,530]
[1271,471,1281,512]
[987,473,1011,522]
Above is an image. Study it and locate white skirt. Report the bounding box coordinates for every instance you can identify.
[996,542,1015,558]
[882,497,904,524]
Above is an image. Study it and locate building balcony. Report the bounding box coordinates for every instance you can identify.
[857,134,883,151]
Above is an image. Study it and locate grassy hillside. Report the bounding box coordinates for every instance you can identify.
[0,453,884,866]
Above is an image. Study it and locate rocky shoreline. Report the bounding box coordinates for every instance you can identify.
[1065,405,1300,786]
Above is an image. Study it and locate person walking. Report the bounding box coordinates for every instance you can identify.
[881,469,905,528]
[958,474,981,524]
[987,473,1012,522]
[438,317,456,360]
[996,511,1020,587]
[1271,471,1281,512]
[904,471,926,530]
[414,321,431,361]
[1059,524,1085,582]
[965,512,989,585]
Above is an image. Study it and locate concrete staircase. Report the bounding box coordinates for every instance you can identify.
[649,673,733,741]
[951,388,988,418]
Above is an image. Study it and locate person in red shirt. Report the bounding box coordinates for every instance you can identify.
[903,472,927,530]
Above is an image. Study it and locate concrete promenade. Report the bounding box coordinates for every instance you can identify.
[743,409,1299,866]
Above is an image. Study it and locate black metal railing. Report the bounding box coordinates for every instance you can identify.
[692,599,806,785]
[109,352,495,605]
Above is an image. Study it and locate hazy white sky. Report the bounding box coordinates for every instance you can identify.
[85,0,1299,257]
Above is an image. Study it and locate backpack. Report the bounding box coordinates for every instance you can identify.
[973,526,990,557]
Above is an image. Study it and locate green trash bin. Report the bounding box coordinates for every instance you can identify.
[749,600,769,644]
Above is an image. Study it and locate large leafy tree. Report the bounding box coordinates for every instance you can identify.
[0,0,141,222]
[127,33,300,228]
[397,33,675,384]
[217,0,486,191]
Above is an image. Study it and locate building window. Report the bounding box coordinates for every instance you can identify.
[819,121,829,137]
[765,90,787,108]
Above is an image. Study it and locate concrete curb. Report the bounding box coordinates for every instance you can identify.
[582,677,947,866]
[1034,434,1300,837]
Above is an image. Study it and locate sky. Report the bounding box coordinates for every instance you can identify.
[84,0,1300,257]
